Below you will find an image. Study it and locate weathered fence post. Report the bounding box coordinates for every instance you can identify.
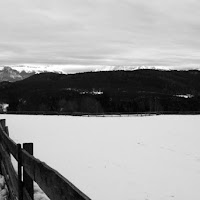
[23,143,34,199]
[0,119,10,155]
[0,119,5,129]
[4,126,9,136]
[0,119,6,174]
[4,126,11,159]
[17,144,23,200]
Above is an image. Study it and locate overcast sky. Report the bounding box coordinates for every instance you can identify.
[1,0,200,70]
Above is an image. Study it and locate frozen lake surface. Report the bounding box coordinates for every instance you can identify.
[0,114,200,200]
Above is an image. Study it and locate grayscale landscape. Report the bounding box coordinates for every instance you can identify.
[0,0,200,200]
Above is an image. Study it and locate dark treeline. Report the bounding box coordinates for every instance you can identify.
[0,69,200,114]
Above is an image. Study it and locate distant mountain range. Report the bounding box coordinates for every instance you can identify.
[1,64,200,82]
[94,65,175,72]
[0,66,64,82]
[0,67,35,82]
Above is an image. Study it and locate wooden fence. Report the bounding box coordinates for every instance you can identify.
[0,119,91,200]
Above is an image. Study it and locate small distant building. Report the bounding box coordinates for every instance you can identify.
[175,94,194,99]
[0,103,9,113]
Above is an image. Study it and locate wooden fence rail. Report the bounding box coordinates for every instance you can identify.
[0,119,91,200]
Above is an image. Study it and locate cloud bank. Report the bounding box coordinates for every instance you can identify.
[0,0,200,70]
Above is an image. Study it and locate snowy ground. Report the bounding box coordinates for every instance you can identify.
[0,114,200,200]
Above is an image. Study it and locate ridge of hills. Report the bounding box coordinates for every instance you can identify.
[0,69,200,113]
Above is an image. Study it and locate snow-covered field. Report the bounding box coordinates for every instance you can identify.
[0,114,200,200]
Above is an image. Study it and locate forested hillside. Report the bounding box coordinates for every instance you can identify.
[0,69,200,113]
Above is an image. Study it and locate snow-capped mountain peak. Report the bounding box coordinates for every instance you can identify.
[1,64,65,74]
[94,65,174,72]
[0,65,65,82]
